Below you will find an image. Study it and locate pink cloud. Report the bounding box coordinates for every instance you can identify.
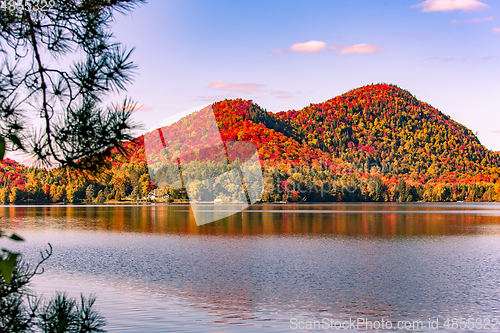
[472,16,493,22]
[290,40,329,53]
[270,49,284,54]
[492,28,500,33]
[339,44,382,55]
[411,0,489,12]
[451,16,494,24]
[204,82,298,101]
[275,40,383,55]
[491,130,500,134]
[209,81,265,94]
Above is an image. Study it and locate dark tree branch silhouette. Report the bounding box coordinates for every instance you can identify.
[0,0,145,170]
[1,3,146,330]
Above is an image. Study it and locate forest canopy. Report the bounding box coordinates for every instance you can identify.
[2,84,500,204]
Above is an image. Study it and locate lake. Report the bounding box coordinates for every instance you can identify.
[1,203,500,332]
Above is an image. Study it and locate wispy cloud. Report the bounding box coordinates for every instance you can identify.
[206,81,299,100]
[289,40,332,53]
[271,40,382,55]
[491,130,500,134]
[209,81,265,94]
[492,28,500,33]
[411,0,489,12]
[339,44,382,55]
[451,16,494,24]
[483,55,495,60]
[269,41,336,54]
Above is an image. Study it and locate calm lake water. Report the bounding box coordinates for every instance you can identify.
[1,203,500,332]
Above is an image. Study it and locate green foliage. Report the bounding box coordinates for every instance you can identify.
[38,293,105,333]
[0,230,24,284]
[86,185,96,202]
[276,84,500,183]
[0,0,145,170]
[0,136,5,160]
[0,246,106,332]
[114,190,122,201]
[0,251,19,284]
[96,190,106,204]
[3,84,500,203]
[130,186,139,200]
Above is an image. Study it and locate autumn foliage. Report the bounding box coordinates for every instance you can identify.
[2,84,500,203]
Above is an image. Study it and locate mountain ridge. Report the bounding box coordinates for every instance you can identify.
[2,83,500,203]
[209,84,499,181]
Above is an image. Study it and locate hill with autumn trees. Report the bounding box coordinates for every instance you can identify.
[2,83,500,204]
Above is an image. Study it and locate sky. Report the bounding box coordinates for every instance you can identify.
[110,0,500,150]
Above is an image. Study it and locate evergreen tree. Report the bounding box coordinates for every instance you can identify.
[96,190,106,203]
[114,189,122,201]
[86,184,96,202]
[397,178,407,202]
[0,0,145,325]
[0,0,145,170]
[131,186,139,200]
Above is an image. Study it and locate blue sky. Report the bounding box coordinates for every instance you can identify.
[111,0,500,150]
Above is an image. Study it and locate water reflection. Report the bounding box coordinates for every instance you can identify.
[1,204,500,332]
[2,203,500,237]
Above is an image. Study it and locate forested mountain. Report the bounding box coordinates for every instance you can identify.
[275,84,499,183]
[2,84,500,203]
